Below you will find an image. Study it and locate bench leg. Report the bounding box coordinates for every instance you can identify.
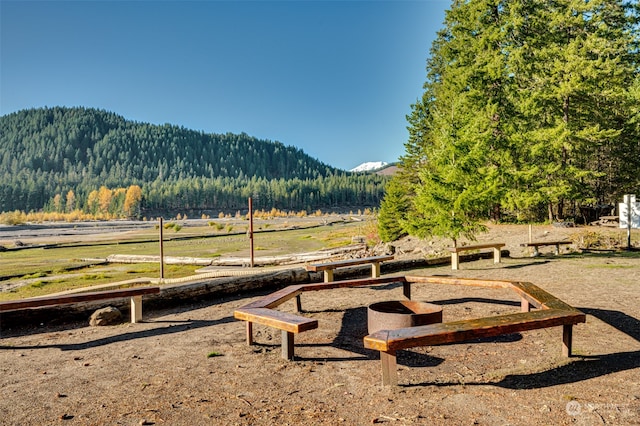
[282,330,295,360]
[521,298,531,312]
[371,262,381,278]
[532,247,540,257]
[130,296,143,323]
[493,247,501,264]
[403,282,411,300]
[381,351,398,386]
[295,294,302,313]
[554,244,560,255]
[451,253,459,270]
[323,270,334,283]
[246,322,254,345]
[562,324,573,357]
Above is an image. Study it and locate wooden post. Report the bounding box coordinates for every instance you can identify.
[562,324,573,357]
[528,224,533,243]
[451,252,460,270]
[371,262,381,278]
[323,270,334,283]
[249,197,254,267]
[521,298,531,312]
[403,281,411,300]
[381,351,398,386]
[295,295,302,312]
[159,217,164,281]
[131,295,143,323]
[246,322,253,345]
[282,330,295,360]
[493,247,501,264]
[626,195,632,251]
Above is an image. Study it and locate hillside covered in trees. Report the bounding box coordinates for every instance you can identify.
[0,107,387,216]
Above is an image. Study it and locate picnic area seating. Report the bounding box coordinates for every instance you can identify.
[520,241,572,256]
[363,276,586,385]
[447,243,505,270]
[235,274,585,385]
[233,276,405,360]
[305,255,394,282]
[0,286,160,325]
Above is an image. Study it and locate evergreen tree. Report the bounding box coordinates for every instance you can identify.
[379,0,639,242]
[403,0,513,244]
[506,0,639,220]
[377,178,409,242]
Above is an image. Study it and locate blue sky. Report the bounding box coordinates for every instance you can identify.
[1,0,450,170]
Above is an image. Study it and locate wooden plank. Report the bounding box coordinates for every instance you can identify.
[305,255,394,272]
[241,277,406,312]
[234,308,318,333]
[521,241,572,248]
[507,281,559,309]
[299,276,406,292]
[521,241,572,256]
[0,287,160,312]
[240,285,304,309]
[405,275,511,289]
[364,309,586,352]
[447,243,505,253]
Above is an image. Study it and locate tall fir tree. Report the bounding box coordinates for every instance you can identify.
[379,0,639,242]
[506,0,639,220]
[402,0,515,245]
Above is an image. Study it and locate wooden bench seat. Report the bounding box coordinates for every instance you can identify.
[364,308,586,385]
[234,276,407,359]
[520,241,572,256]
[305,255,394,282]
[0,286,160,324]
[234,307,318,360]
[235,275,586,386]
[447,243,505,270]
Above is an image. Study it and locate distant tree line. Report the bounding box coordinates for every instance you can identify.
[0,107,387,215]
[379,0,639,243]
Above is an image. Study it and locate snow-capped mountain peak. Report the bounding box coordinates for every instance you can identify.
[349,161,388,172]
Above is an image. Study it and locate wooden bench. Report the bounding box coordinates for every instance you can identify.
[234,307,318,360]
[0,286,160,324]
[364,276,586,385]
[447,243,505,270]
[234,276,406,360]
[235,275,586,385]
[364,309,585,385]
[305,255,394,282]
[520,241,572,256]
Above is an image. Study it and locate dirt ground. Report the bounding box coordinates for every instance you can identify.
[1,224,639,425]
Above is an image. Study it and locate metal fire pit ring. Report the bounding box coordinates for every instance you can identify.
[367,300,443,334]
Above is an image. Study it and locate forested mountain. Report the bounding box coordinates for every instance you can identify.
[0,107,387,214]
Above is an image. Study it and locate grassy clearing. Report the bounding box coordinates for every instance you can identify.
[0,220,365,300]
